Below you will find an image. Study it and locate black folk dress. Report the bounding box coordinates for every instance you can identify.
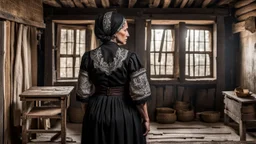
[76,41,151,144]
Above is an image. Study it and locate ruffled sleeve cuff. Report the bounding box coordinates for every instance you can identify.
[76,69,93,103]
[129,68,151,104]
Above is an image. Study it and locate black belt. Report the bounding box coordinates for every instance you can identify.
[95,86,125,96]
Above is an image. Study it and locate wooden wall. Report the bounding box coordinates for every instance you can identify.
[239,30,256,93]
[0,0,44,28]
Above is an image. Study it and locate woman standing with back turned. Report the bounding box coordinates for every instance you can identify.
[76,11,151,144]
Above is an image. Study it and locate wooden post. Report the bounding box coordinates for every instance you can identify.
[44,21,54,86]
[135,18,146,66]
[216,16,226,114]
[0,21,5,144]
[178,22,186,83]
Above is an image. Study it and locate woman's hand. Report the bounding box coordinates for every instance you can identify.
[143,120,150,136]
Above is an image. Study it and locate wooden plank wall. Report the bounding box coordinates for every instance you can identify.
[0,0,44,28]
[239,30,256,93]
[148,84,216,121]
[0,20,5,144]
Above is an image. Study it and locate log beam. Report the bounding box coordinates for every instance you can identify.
[235,3,256,17]
[81,0,97,7]
[193,0,203,8]
[237,11,256,21]
[162,0,171,8]
[180,0,188,8]
[217,0,233,6]
[174,0,182,7]
[43,0,62,7]
[101,0,110,8]
[202,0,213,8]
[128,0,137,8]
[234,0,255,9]
[186,0,194,7]
[73,0,85,8]
[233,17,256,33]
[59,0,75,7]
[149,0,161,8]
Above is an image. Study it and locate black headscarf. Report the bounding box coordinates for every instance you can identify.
[94,11,126,43]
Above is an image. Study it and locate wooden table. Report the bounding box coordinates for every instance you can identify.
[19,86,74,144]
[223,91,256,141]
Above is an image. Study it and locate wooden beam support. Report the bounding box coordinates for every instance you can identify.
[174,0,182,8]
[0,21,5,144]
[202,0,213,8]
[162,0,171,8]
[73,0,85,8]
[135,18,146,65]
[149,0,161,8]
[102,0,110,8]
[43,0,62,7]
[186,0,194,7]
[180,0,188,8]
[217,0,233,6]
[81,0,97,7]
[234,0,255,9]
[237,10,256,21]
[216,16,225,114]
[59,0,75,7]
[193,0,203,8]
[128,0,137,8]
[235,3,256,17]
[233,17,256,33]
[178,22,186,83]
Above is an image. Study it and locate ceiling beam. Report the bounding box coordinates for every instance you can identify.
[73,0,84,8]
[235,3,256,17]
[174,0,182,8]
[43,0,62,7]
[59,0,75,7]
[128,0,137,8]
[202,0,213,8]
[101,0,110,8]
[186,0,194,7]
[149,0,161,8]
[193,0,203,8]
[237,11,256,21]
[234,0,255,9]
[180,0,188,8]
[162,0,171,8]
[217,0,233,6]
[81,0,97,7]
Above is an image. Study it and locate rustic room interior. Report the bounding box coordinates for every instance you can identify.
[1,0,256,143]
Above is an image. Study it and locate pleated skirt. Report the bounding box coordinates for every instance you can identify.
[81,95,146,144]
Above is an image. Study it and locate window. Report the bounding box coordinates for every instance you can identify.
[185,26,213,78]
[150,26,175,79]
[148,22,214,81]
[57,25,86,79]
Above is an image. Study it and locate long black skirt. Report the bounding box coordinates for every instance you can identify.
[81,95,146,144]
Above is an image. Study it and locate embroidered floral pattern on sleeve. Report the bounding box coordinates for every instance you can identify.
[90,47,128,75]
[130,68,151,101]
[77,70,92,99]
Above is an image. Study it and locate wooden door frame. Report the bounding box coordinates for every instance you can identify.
[0,21,5,144]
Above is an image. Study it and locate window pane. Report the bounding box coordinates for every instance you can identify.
[60,68,66,78]
[60,58,67,68]
[66,68,73,78]
[67,30,74,42]
[75,68,79,78]
[80,30,86,43]
[66,58,73,68]
[79,44,85,56]
[60,43,66,54]
[61,29,67,42]
[166,66,173,75]
[67,43,74,54]
[75,58,80,68]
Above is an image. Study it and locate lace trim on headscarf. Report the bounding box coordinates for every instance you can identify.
[91,47,128,75]
[103,11,112,35]
[117,18,126,32]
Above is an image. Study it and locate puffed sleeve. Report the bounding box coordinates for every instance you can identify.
[129,53,151,104]
[76,52,93,103]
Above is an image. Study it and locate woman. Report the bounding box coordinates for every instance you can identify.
[76,11,151,144]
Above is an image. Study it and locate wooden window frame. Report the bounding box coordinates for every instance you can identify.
[150,25,175,79]
[56,24,86,80]
[185,25,213,79]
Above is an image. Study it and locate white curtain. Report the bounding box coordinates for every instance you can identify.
[12,23,37,126]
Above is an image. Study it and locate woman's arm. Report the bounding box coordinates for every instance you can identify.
[136,102,150,136]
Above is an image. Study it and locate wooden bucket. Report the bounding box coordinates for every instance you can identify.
[199,111,220,123]
[177,109,194,122]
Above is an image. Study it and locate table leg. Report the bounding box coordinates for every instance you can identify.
[239,120,246,141]
[22,101,28,144]
[61,98,67,144]
[224,113,230,125]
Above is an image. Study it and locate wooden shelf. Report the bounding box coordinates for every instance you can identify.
[27,129,61,133]
[26,107,61,117]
